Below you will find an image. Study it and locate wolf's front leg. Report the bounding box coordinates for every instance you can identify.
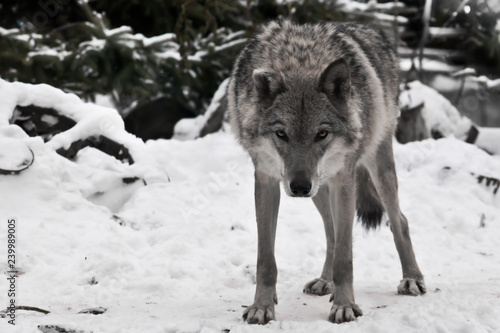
[329,173,363,323]
[304,185,335,296]
[243,170,281,325]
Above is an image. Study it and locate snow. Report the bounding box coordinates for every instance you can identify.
[0,27,18,35]
[474,75,500,91]
[400,58,461,73]
[188,39,247,63]
[0,27,43,42]
[451,68,477,78]
[400,81,500,154]
[336,0,408,24]
[221,31,247,44]
[332,0,405,13]
[27,49,72,61]
[173,79,229,141]
[104,26,133,38]
[93,94,115,109]
[431,74,479,93]
[141,33,177,48]
[428,27,466,39]
[101,28,177,49]
[475,127,500,155]
[0,138,33,172]
[0,79,168,185]
[215,39,248,54]
[0,80,127,151]
[1,80,500,332]
[370,12,408,24]
[97,27,181,59]
[156,50,182,61]
[79,39,107,52]
[400,81,473,139]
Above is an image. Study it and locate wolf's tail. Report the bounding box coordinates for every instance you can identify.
[356,166,384,229]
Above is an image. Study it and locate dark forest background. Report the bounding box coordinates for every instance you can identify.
[1,0,499,140]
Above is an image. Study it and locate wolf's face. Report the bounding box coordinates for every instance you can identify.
[253,59,355,197]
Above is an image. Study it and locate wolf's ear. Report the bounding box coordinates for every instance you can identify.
[318,58,351,101]
[252,69,285,108]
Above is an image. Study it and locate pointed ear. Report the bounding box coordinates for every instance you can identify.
[318,58,351,101]
[252,69,285,108]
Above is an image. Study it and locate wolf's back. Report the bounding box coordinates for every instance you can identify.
[236,20,397,83]
[227,20,399,146]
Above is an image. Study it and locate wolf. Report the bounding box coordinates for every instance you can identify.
[227,20,426,324]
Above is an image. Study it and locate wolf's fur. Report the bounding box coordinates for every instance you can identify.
[227,20,426,324]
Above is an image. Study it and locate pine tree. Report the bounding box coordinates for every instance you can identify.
[0,0,247,116]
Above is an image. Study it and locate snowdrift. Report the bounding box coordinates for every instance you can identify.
[399,80,500,154]
[0,79,499,332]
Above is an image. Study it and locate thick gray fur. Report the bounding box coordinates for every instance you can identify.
[227,20,426,325]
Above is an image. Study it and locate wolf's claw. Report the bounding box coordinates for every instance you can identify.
[303,278,333,296]
[398,277,426,295]
[243,304,275,325]
[328,303,363,323]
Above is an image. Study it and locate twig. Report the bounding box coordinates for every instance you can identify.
[16,305,50,314]
[393,0,400,54]
[454,75,466,105]
[0,146,35,175]
[443,0,470,28]
[418,0,433,81]
[0,305,50,317]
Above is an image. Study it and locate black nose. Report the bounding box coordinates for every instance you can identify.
[290,179,312,197]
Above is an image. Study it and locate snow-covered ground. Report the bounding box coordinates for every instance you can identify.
[1,81,500,333]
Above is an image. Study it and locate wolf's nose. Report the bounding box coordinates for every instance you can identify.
[290,180,312,197]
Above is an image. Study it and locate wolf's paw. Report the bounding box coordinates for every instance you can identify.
[303,278,333,295]
[397,277,426,295]
[328,303,363,324]
[243,304,275,325]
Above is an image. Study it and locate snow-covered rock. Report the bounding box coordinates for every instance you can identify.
[0,79,169,211]
[173,78,229,141]
[400,81,473,140]
[399,80,500,154]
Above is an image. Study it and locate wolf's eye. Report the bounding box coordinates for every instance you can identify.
[315,130,329,141]
[275,130,288,142]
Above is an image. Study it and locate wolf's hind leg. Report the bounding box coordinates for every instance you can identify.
[243,170,281,324]
[303,185,335,296]
[366,138,426,295]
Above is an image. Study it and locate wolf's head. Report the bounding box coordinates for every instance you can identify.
[252,59,359,197]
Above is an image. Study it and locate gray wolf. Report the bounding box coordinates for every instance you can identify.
[227,20,426,324]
